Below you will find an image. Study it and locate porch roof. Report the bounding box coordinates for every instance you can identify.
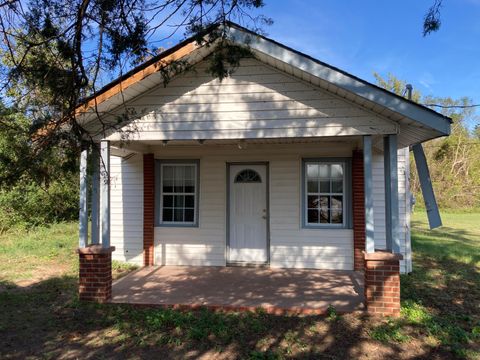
[77,22,451,149]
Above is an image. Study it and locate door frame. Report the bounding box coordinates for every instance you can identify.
[226,162,270,266]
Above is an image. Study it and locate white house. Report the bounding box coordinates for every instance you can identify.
[75,22,450,315]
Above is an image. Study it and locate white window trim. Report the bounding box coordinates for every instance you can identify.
[156,160,199,227]
[302,159,351,229]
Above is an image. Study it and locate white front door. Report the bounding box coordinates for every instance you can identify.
[228,164,268,264]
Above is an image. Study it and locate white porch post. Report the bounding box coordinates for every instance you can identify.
[363,135,375,253]
[100,140,110,248]
[79,146,88,248]
[91,146,100,245]
[384,134,400,253]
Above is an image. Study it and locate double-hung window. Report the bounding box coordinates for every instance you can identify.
[157,161,199,226]
[303,160,350,228]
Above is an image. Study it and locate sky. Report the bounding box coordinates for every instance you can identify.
[148,0,480,121]
[252,0,480,104]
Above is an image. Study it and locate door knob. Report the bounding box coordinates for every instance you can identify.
[262,215,267,219]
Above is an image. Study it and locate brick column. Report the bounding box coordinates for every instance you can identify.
[143,153,155,266]
[364,251,403,316]
[78,245,115,303]
[352,150,365,270]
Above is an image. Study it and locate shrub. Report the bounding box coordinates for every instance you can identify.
[0,175,78,231]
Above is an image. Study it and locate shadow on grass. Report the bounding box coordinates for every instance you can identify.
[0,216,477,359]
[398,223,480,359]
[0,275,463,359]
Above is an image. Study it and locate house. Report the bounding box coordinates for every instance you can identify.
[76,22,451,316]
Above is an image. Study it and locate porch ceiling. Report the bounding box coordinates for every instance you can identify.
[111,266,365,314]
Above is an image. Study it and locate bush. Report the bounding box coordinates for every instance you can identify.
[0,175,78,232]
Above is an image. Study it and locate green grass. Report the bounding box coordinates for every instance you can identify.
[0,213,478,359]
[0,222,78,283]
[373,211,480,358]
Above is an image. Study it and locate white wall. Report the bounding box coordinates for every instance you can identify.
[110,154,144,265]
[153,142,356,270]
[372,147,412,273]
[102,58,396,142]
[109,142,412,272]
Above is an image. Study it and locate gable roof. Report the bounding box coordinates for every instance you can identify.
[77,21,451,144]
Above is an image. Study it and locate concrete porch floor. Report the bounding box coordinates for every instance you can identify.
[111,266,365,314]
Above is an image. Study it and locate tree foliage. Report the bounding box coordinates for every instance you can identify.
[423,0,443,36]
[0,0,270,171]
[374,73,480,209]
[0,1,271,228]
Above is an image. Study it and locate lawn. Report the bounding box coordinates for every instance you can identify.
[0,212,478,359]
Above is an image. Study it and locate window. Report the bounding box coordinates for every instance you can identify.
[235,169,262,183]
[303,160,350,227]
[157,161,199,226]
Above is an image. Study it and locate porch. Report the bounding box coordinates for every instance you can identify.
[111,266,365,314]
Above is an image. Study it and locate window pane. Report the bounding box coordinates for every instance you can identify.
[319,196,329,208]
[304,161,346,226]
[331,164,343,178]
[163,166,174,180]
[174,195,184,207]
[307,164,319,179]
[184,166,194,180]
[185,178,195,193]
[332,180,343,193]
[331,196,343,210]
[308,196,319,208]
[331,209,343,224]
[174,208,184,222]
[308,209,319,223]
[160,163,198,224]
[163,195,173,207]
[320,180,330,193]
[162,208,173,222]
[163,178,174,193]
[307,180,318,193]
[185,195,195,208]
[174,166,184,192]
[184,209,194,222]
[320,208,330,223]
[319,165,329,178]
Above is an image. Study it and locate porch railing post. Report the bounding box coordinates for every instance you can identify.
[384,134,400,253]
[91,145,100,245]
[363,135,375,253]
[79,146,88,248]
[100,140,110,248]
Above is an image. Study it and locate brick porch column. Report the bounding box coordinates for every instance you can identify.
[78,245,115,303]
[364,251,403,316]
[352,150,365,270]
[143,153,155,266]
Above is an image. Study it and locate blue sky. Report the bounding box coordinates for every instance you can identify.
[149,1,479,119]
[130,0,479,118]
[253,0,480,104]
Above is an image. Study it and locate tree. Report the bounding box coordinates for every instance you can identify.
[374,73,480,209]
[423,0,443,36]
[0,0,271,180]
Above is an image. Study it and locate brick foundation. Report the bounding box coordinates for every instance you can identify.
[364,251,403,316]
[352,150,365,270]
[78,245,115,303]
[143,153,155,266]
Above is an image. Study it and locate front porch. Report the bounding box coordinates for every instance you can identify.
[111,266,365,314]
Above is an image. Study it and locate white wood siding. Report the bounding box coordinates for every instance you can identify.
[372,147,411,273]
[154,142,355,270]
[109,142,411,272]
[110,155,144,265]
[103,58,397,141]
